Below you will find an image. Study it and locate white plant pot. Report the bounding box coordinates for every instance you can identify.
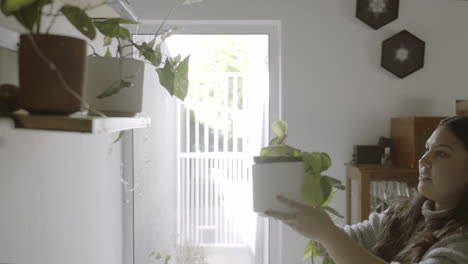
[84,57,145,116]
[0,47,18,85]
[252,161,305,214]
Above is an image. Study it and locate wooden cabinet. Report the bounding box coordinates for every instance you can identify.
[345,163,419,225]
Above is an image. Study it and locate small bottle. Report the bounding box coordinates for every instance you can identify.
[381,147,392,166]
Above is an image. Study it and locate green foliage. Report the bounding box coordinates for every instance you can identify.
[93,18,136,40]
[0,0,95,39]
[259,120,345,264]
[96,79,133,99]
[93,17,191,101]
[303,241,335,264]
[60,5,96,40]
[113,131,125,144]
[1,0,36,15]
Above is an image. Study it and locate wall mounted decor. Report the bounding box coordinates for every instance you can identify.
[356,0,399,30]
[381,30,425,79]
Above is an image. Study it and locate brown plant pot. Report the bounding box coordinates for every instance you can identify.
[18,34,87,114]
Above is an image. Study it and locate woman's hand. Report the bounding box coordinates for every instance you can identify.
[264,195,338,243]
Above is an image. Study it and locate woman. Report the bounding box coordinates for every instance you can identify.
[265,116,468,264]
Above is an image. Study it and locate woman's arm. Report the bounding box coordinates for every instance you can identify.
[322,225,389,264]
[265,196,390,264]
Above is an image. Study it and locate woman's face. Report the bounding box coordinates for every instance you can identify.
[418,126,468,210]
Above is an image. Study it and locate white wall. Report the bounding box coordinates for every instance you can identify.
[132,55,178,263]
[0,12,126,264]
[133,0,468,263]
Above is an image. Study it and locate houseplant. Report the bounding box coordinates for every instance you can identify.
[84,0,196,116]
[0,0,98,114]
[252,120,345,264]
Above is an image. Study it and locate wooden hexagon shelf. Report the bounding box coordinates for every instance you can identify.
[356,0,399,30]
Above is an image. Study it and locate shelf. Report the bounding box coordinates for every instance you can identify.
[13,113,150,133]
[64,0,138,21]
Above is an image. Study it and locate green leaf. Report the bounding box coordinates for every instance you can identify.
[323,256,335,264]
[320,176,333,207]
[113,131,125,143]
[164,255,171,264]
[320,152,332,172]
[156,58,175,96]
[159,26,182,42]
[303,152,323,174]
[152,44,162,66]
[268,135,286,146]
[96,79,133,99]
[324,206,343,218]
[148,38,156,48]
[135,42,162,66]
[93,18,135,40]
[1,0,37,15]
[322,175,345,191]
[104,47,112,57]
[321,189,334,207]
[173,54,181,64]
[334,184,346,190]
[12,3,39,31]
[272,120,287,138]
[322,175,341,185]
[303,241,327,260]
[301,173,323,207]
[260,145,302,157]
[103,36,112,46]
[155,252,162,260]
[61,5,96,40]
[303,241,314,260]
[173,55,190,100]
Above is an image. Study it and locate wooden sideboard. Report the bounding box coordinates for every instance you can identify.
[345,163,419,225]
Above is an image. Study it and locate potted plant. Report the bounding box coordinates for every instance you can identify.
[84,3,192,116]
[0,0,98,114]
[252,120,345,264]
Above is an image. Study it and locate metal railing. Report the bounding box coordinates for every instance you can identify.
[176,72,267,246]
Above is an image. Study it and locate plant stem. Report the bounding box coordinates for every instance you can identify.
[46,10,61,34]
[87,43,102,57]
[152,0,184,41]
[117,38,124,80]
[36,5,42,34]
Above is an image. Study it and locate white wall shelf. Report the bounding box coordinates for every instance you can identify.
[12,113,150,133]
[73,0,139,21]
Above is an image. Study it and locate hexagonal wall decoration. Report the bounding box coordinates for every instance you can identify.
[356,0,399,30]
[381,30,425,79]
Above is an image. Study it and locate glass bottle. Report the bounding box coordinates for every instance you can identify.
[380,147,392,166]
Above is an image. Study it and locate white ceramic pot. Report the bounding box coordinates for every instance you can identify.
[0,47,18,85]
[84,57,145,116]
[252,161,305,214]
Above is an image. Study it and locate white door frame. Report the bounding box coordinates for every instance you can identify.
[131,20,282,264]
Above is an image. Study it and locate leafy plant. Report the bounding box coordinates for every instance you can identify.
[149,242,208,264]
[91,2,194,101]
[1,0,195,103]
[260,120,346,264]
[0,0,97,40]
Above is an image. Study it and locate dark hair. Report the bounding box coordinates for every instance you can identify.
[371,116,468,263]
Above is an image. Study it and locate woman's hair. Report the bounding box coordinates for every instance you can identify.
[371,116,468,263]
